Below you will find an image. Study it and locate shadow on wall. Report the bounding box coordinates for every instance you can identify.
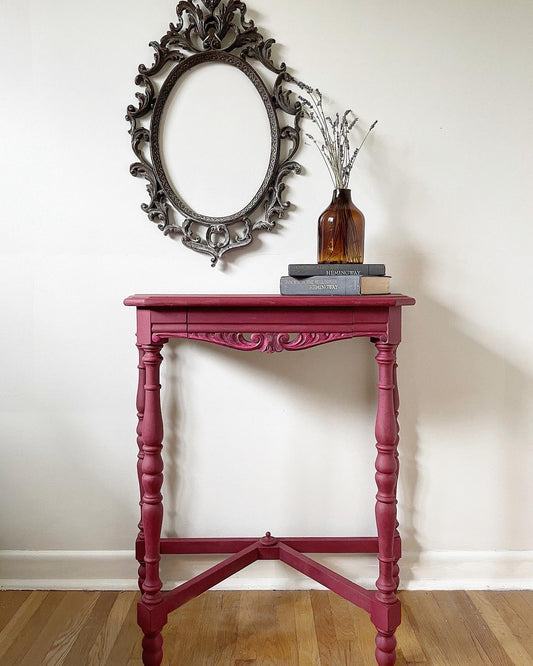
[369,117,533,568]
[388,244,533,584]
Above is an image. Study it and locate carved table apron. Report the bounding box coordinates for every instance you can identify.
[124,294,415,666]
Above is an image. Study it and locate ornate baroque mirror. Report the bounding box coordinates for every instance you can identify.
[126,0,302,265]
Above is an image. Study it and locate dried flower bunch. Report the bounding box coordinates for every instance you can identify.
[291,78,377,189]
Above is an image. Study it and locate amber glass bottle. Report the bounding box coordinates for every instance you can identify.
[317,189,365,264]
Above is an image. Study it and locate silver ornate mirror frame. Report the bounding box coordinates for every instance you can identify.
[126,0,302,266]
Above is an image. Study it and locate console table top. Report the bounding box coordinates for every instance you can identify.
[124,294,416,308]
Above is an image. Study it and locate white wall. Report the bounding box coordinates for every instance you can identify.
[1,0,532,590]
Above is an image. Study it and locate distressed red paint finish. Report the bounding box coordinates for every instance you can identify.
[135,343,146,592]
[139,343,166,665]
[125,294,415,666]
[374,342,401,664]
[188,330,357,352]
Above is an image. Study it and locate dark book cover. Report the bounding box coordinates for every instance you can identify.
[288,263,386,277]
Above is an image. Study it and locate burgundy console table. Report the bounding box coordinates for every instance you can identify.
[124,293,415,666]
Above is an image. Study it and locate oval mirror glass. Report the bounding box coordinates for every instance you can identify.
[158,61,273,218]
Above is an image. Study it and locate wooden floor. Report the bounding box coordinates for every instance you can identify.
[0,590,532,665]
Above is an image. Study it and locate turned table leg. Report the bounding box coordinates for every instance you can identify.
[140,342,165,666]
[374,342,401,666]
[136,343,147,592]
[392,360,400,593]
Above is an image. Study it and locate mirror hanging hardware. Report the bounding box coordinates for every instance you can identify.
[126,0,303,266]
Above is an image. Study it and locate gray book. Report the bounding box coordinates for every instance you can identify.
[288,263,386,277]
[280,275,391,296]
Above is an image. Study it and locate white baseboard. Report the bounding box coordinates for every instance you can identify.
[0,550,531,591]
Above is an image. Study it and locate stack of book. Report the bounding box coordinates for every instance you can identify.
[280,263,390,296]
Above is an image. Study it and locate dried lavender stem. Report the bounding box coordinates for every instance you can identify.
[292,77,376,189]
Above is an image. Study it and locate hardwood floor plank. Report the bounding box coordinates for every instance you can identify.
[273,591,299,665]
[431,591,494,664]
[399,591,449,665]
[452,591,514,665]
[164,591,240,666]
[503,590,533,653]
[329,592,374,665]
[311,589,344,665]
[293,590,321,665]
[35,591,99,666]
[165,594,210,665]
[213,591,240,665]
[395,592,427,664]
[350,600,378,666]
[0,591,32,633]
[104,592,141,666]
[238,591,279,664]
[518,590,533,606]
[468,591,533,664]
[85,591,136,665]
[329,591,358,642]
[235,589,259,661]
[488,591,533,660]
[0,591,49,662]
[0,591,65,665]
[62,592,119,666]
[20,591,99,666]
[188,590,222,665]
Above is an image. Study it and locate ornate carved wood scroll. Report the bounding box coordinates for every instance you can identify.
[187,331,358,353]
[126,0,302,266]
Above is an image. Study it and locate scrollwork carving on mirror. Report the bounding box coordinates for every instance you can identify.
[126,0,302,266]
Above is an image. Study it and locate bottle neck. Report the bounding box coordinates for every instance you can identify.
[331,188,353,204]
